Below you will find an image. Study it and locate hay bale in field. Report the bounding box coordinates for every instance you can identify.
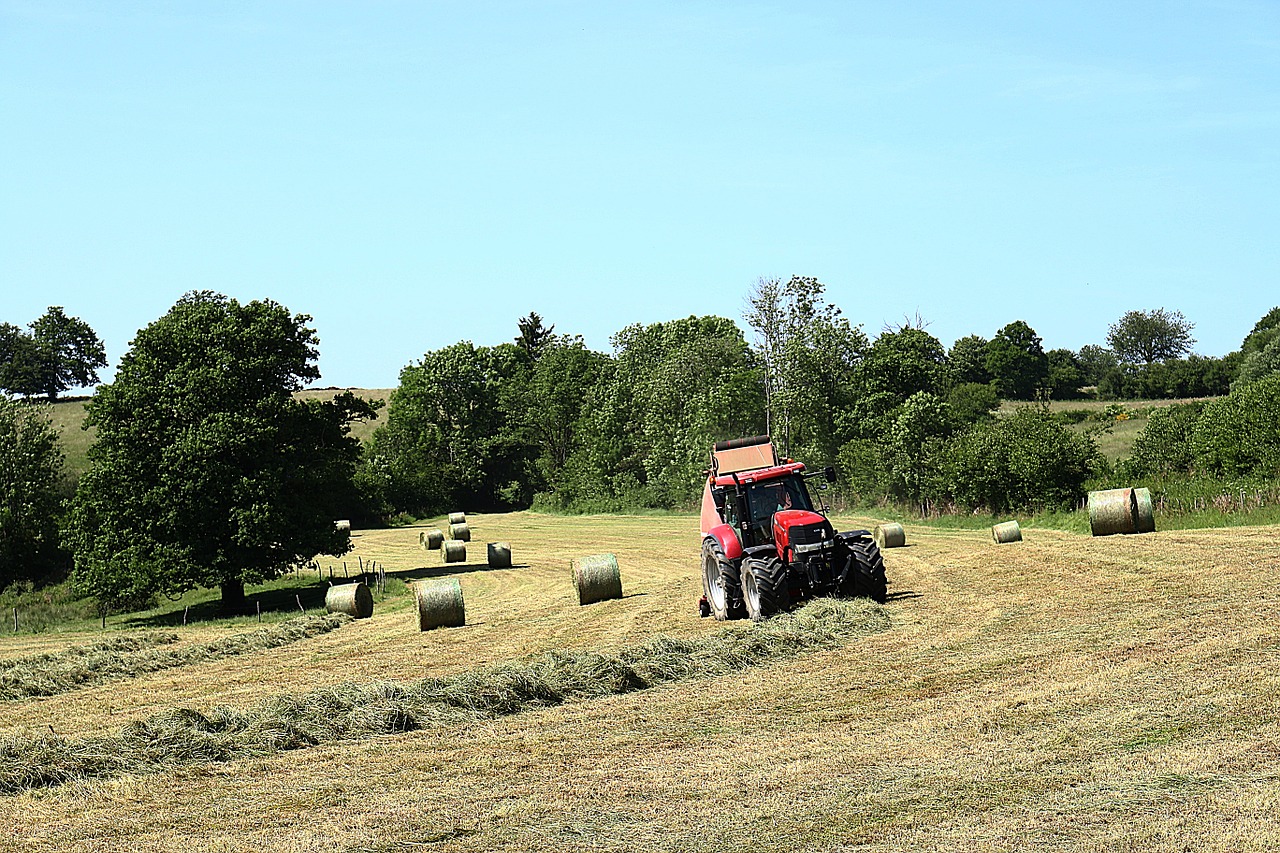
[335,519,351,532]
[442,540,466,564]
[413,578,465,630]
[420,528,444,550]
[325,582,373,618]
[572,553,623,605]
[449,522,471,542]
[1133,487,1156,533]
[873,523,906,549]
[992,520,1022,544]
[487,542,512,568]
[1088,488,1138,537]
[448,511,466,525]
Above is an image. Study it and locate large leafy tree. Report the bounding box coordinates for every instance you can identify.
[1106,308,1195,366]
[29,307,108,399]
[364,341,535,515]
[0,323,47,398]
[0,399,66,585]
[744,275,868,461]
[67,292,374,613]
[948,335,991,385]
[985,320,1048,400]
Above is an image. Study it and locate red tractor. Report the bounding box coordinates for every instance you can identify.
[698,435,887,621]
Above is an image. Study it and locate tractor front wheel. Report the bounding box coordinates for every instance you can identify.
[741,554,788,622]
[701,539,744,621]
[846,540,888,603]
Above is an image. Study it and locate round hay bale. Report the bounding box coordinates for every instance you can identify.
[442,539,466,564]
[448,512,466,525]
[413,578,465,630]
[325,582,373,618]
[873,523,906,549]
[572,553,623,605]
[420,528,444,550]
[487,542,512,568]
[1133,487,1156,534]
[449,522,471,542]
[334,519,351,532]
[1088,488,1137,537]
[992,520,1022,544]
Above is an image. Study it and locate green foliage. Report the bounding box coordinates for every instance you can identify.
[835,438,885,502]
[1077,344,1118,386]
[0,399,67,585]
[1106,308,1195,366]
[744,276,868,462]
[1190,374,1280,478]
[1097,354,1237,400]
[948,335,990,385]
[947,382,999,425]
[0,307,107,400]
[885,392,955,504]
[945,407,1098,513]
[1240,306,1280,356]
[1044,348,1085,400]
[860,327,949,409]
[1126,401,1205,477]
[362,341,534,516]
[985,320,1047,400]
[514,311,556,361]
[67,292,374,612]
[1233,336,1280,389]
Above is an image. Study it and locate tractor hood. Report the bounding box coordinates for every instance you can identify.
[772,509,832,556]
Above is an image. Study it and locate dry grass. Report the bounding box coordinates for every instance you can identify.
[3,512,1280,852]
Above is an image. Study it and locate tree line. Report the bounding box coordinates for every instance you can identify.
[2,284,1279,613]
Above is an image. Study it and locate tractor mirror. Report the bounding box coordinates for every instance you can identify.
[824,466,837,483]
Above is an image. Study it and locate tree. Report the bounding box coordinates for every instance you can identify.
[1044,349,1085,400]
[948,335,991,385]
[1076,344,1118,387]
[745,276,867,460]
[515,311,556,361]
[363,341,534,516]
[67,292,375,613]
[1235,307,1280,389]
[985,321,1048,400]
[1106,308,1195,366]
[28,307,108,399]
[0,399,66,585]
[0,323,47,398]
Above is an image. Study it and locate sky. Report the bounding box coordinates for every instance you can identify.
[3,0,1278,390]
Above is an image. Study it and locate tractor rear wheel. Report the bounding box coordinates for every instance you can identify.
[846,540,888,603]
[741,554,788,622]
[701,539,744,621]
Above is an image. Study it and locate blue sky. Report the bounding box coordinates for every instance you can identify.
[3,1,1278,389]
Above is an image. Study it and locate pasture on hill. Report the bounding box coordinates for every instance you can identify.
[4,512,1280,852]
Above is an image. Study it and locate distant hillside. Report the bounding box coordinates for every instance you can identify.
[47,388,392,481]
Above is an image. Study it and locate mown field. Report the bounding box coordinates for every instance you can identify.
[4,511,1280,852]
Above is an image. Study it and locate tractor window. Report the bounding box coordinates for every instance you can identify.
[746,477,812,524]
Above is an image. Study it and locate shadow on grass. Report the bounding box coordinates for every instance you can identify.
[386,563,532,582]
[884,589,921,603]
[122,580,336,628]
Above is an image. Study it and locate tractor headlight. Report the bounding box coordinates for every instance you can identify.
[793,541,833,555]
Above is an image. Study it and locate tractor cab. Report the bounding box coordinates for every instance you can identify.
[722,474,816,548]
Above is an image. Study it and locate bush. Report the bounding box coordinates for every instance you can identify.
[1126,401,1205,477]
[948,383,999,425]
[944,407,1099,513]
[1191,374,1280,477]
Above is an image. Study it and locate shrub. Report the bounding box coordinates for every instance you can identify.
[944,407,1099,513]
[1191,374,1280,477]
[1126,401,1205,477]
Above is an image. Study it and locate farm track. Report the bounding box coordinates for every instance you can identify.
[5,512,1280,852]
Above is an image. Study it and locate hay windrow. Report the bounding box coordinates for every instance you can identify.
[0,597,889,794]
[0,613,350,702]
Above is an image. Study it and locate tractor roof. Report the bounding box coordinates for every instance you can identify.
[711,460,806,488]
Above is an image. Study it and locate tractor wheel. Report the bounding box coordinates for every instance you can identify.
[741,554,788,622]
[701,540,745,621]
[846,540,888,603]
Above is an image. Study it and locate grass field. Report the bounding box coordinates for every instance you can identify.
[4,511,1280,852]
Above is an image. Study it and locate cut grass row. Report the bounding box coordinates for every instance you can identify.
[0,597,888,794]
[0,613,349,701]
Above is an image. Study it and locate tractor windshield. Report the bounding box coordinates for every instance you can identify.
[745,476,813,525]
